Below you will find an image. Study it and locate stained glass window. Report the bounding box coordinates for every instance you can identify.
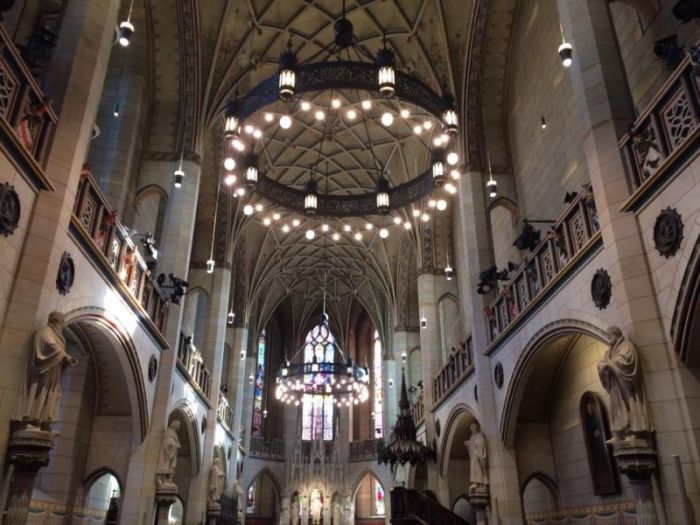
[373,330,383,438]
[252,330,266,436]
[374,479,385,516]
[301,323,335,440]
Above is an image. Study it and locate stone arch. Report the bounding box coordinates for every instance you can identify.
[64,308,149,441]
[489,197,521,271]
[437,293,460,364]
[132,184,168,243]
[500,319,608,446]
[182,286,209,348]
[672,230,700,368]
[438,404,480,478]
[521,472,560,516]
[352,469,387,519]
[168,403,202,475]
[350,468,386,499]
[82,468,122,515]
[246,467,282,518]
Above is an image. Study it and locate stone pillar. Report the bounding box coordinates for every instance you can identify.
[3,429,53,525]
[154,489,178,525]
[0,0,119,470]
[382,355,398,435]
[468,486,491,525]
[455,168,523,523]
[206,501,221,525]
[227,326,249,446]
[612,440,660,525]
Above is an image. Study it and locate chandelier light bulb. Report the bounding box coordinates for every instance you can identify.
[423,120,433,130]
[255,203,264,212]
[413,125,422,135]
[244,124,254,134]
[354,232,363,241]
[224,157,236,171]
[301,101,311,111]
[224,173,237,186]
[263,217,272,226]
[361,100,372,110]
[346,108,357,120]
[437,199,448,211]
[381,112,394,126]
[400,108,410,118]
[282,224,290,233]
[243,204,254,215]
[264,112,274,122]
[393,216,402,225]
[305,229,316,240]
[273,212,281,221]
[236,187,246,197]
[421,213,430,222]
[403,221,411,230]
[332,233,340,241]
[445,182,457,194]
[447,152,459,165]
[365,223,373,230]
[379,228,389,239]
[292,218,301,227]
[279,114,292,129]
[253,129,263,139]
[321,224,329,232]
[331,98,341,108]
[315,110,325,121]
[450,169,461,180]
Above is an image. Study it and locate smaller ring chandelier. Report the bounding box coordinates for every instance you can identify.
[275,312,370,407]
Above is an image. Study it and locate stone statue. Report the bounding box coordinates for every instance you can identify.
[464,422,489,490]
[208,456,225,503]
[234,477,244,518]
[597,326,653,440]
[14,312,77,429]
[156,420,181,489]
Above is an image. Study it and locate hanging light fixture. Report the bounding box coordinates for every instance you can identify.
[375,39,396,98]
[227,310,235,326]
[245,154,259,186]
[442,93,459,135]
[445,253,454,281]
[224,99,240,140]
[378,368,435,471]
[118,1,135,48]
[278,40,297,102]
[376,176,390,214]
[174,150,185,188]
[432,149,446,186]
[486,154,497,198]
[304,177,318,215]
[558,26,573,68]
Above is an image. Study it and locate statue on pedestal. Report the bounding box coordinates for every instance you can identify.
[14,311,77,430]
[597,326,653,441]
[208,456,225,504]
[156,420,181,490]
[464,422,489,491]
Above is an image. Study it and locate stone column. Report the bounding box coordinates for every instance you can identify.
[227,326,249,446]
[382,355,398,435]
[154,489,178,525]
[0,0,119,470]
[468,486,491,525]
[455,169,523,523]
[3,429,54,525]
[612,440,659,525]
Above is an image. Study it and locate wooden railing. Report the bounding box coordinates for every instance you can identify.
[0,24,57,188]
[412,394,424,426]
[249,437,285,460]
[390,487,468,525]
[619,50,700,211]
[432,337,474,408]
[72,169,169,340]
[177,331,212,400]
[349,439,381,461]
[485,190,601,346]
[217,391,234,432]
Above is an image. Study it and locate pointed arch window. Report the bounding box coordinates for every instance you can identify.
[301,323,335,440]
[252,329,266,436]
[373,330,383,438]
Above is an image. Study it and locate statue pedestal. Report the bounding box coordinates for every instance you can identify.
[154,486,178,525]
[206,501,221,525]
[612,438,659,525]
[3,427,53,525]
[467,485,490,525]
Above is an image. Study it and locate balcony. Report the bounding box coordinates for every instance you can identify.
[217,391,234,433]
[249,436,285,460]
[432,337,474,409]
[176,331,212,402]
[0,24,57,191]
[411,393,425,426]
[485,189,602,350]
[620,51,700,212]
[70,168,168,346]
[349,438,382,462]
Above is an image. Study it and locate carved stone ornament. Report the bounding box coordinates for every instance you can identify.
[591,269,612,310]
[148,355,158,382]
[0,182,21,236]
[56,252,74,295]
[653,207,683,258]
[494,362,504,389]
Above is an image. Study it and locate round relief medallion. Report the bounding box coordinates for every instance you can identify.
[653,207,683,258]
[0,182,21,237]
[494,362,504,389]
[591,268,612,310]
[56,252,75,295]
[148,355,158,382]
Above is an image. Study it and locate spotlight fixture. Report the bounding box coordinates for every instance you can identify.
[412,209,420,218]
[413,125,423,135]
[403,221,411,230]
[343,224,351,232]
[423,120,433,130]
[375,41,396,97]
[282,224,290,233]
[428,199,436,208]
[354,232,363,241]
[558,41,573,68]
[264,112,274,122]
[118,19,134,47]
[365,223,373,231]
[206,258,215,273]
[273,212,281,221]
[224,156,236,171]
[253,129,263,139]
[263,217,271,226]
[278,40,297,102]
[331,98,342,108]
[292,218,301,227]
[393,216,402,225]
[315,110,325,121]
[445,182,457,194]
[232,137,245,152]
[236,187,246,197]
[450,169,461,180]
[421,213,430,222]
[255,203,264,212]
[321,224,329,232]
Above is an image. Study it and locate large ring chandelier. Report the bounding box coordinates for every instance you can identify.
[221,7,461,218]
[275,313,370,407]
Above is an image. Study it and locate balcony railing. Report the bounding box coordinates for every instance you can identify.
[349,439,381,461]
[0,24,57,189]
[217,391,234,432]
[432,337,474,408]
[619,51,700,211]
[249,437,285,460]
[71,168,168,343]
[177,331,212,401]
[485,189,601,348]
[412,394,425,426]
[390,487,468,525]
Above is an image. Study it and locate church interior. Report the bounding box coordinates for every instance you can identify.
[1,0,700,524]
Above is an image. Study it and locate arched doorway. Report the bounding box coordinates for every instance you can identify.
[353,471,385,525]
[246,469,280,524]
[167,406,200,513]
[439,407,480,510]
[84,470,121,523]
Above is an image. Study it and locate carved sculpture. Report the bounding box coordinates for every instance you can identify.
[464,422,489,490]
[208,456,225,503]
[156,420,181,489]
[597,326,653,440]
[234,477,244,519]
[13,312,77,429]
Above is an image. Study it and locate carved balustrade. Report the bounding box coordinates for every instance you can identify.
[411,393,424,426]
[390,487,469,525]
[177,332,212,400]
[0,24,57,187]
[619,51,700,211]
[217,391,234,432]
[485,190,601,346]
[71,170,168,341]
[249,437,285,460]
[431,337,474,408]
[349,439,381,461]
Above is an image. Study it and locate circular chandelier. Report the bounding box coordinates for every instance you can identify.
[275,312,370,407]
[220,6,461,219]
